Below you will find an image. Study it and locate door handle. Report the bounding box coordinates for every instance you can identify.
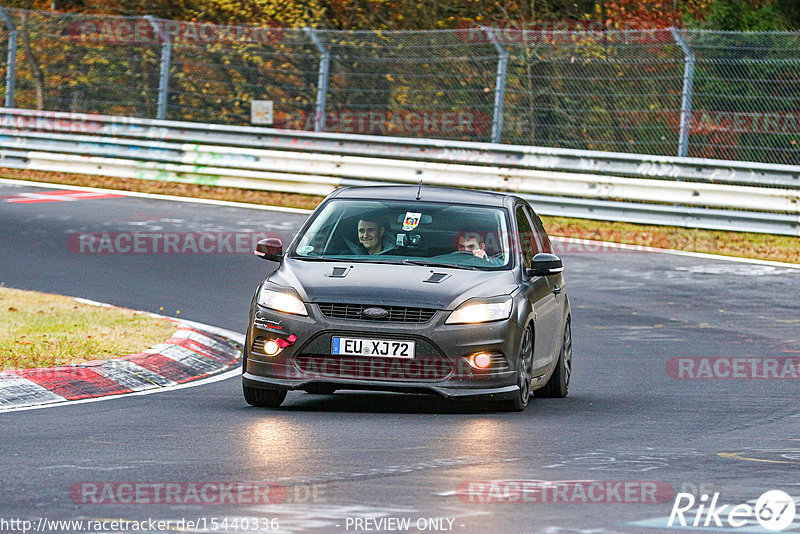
[553,284,562,295]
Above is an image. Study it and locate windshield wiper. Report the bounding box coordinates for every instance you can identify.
[292,256,357,262]
[402,259,479,270]
[292,256,388,264]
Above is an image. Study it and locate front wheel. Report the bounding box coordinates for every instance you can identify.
[243,385,287,407]
[536,318,572,398]
[497,326,534,412]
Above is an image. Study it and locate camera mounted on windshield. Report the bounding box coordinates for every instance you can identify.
[395,233,422,248]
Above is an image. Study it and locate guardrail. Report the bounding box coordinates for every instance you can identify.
[0,108,798,236]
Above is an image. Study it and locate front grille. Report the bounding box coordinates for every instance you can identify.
[294,355,453,381]
[317,303,437,323]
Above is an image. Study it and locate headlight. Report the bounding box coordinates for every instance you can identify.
[446,297,512,324]
[257,287,307,316]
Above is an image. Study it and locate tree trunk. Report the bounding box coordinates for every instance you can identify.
[20,12,45,110]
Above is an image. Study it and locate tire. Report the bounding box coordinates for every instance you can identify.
[497,325,534,412]
[536,318,572,398]
[243,385,287,407]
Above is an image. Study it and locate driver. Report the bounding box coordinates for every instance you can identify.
[358,216,387,255]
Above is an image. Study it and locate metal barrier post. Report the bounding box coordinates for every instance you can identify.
[485,27,508,144]
[145,15,171,120]
[304,27,329,132]
[671,28,695,158]
[0,7,17,107]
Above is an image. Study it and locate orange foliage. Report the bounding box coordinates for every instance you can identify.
[603,0,709,28]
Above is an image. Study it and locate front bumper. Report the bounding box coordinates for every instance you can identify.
[243,302,523,401]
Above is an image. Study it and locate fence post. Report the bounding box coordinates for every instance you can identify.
[144,15,171,120]
[671,27,695,158]
[304,27,329,132]
[484,27,508,144]
[0,7,17,108]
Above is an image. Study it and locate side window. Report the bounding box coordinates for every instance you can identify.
[515,206,536,267]
[530,212,553,254]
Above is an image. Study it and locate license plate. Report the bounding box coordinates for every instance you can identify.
[331,337,415,359]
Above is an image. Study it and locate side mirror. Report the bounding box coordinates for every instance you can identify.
[527,253,563,277]
[254,238,283,262]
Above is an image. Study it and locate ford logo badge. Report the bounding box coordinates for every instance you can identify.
[363,307,388,319]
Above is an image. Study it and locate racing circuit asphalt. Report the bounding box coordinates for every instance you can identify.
[1,180,799,534]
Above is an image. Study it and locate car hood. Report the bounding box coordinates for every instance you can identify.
[268,258,518,310]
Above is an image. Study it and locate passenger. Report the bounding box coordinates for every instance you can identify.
[457,234,489,260]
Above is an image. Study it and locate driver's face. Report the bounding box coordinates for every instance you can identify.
[458,236,481,251]
[358,220,383,250]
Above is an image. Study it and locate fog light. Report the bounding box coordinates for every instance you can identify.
[469,352,492,369]
[264,340,281,356]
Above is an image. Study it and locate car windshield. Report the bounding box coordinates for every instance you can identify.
[289,199,512,270]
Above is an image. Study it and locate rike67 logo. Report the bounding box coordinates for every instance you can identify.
[669,490,797,531]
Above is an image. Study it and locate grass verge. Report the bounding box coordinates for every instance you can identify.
[0,286,178,371]
[2,167,798,264]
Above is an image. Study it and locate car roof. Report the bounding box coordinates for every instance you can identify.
[331,186,515,208]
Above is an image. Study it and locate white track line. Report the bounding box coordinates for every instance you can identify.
[549,236,800,270]
[0,176,312,214]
